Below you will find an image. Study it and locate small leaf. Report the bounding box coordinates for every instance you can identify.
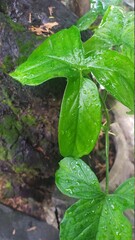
[114,177,134,210]
[92,6,124,46]
[85,50,134,112]
[55,157,103,199]
[10,26,85,85]
[84,6,134,61]
[76,10,98,31]
[60,195,132,240]
[59,77,101,157]
[76,1,123,31]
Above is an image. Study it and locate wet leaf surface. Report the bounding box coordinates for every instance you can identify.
[59,78,101,157]
[85,50,134,112]
[60,196,132,240]
[56,158,134,240]
[55,157,103,199]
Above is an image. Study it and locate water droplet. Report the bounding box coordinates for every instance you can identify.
[66,188,73,195]
[83,90,87,94]
[111,204,115,209]
[104,208,108,214]
[116,231,120,236]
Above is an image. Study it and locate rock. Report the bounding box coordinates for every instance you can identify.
[0,0,78,30]
[0,0,76,221]
[58,0,90,17]
[0,203,59,240]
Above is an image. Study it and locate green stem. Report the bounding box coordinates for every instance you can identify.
[100,95,110,194]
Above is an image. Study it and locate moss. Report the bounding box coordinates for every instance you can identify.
[2,90,37,127]
[0,116,20,146]
[0,2,7,13]
[3,180,14,198]
[2,90,20,115]
[0,145,7,160]
[5,181,12,190]
[13,164,37,175]
[0,14,44,72]
[21,113,37,126]
[15,33,44,65]
[3,55,14,72]
[6,16,25,32]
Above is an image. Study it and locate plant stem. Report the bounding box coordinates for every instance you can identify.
[100,95,110,194]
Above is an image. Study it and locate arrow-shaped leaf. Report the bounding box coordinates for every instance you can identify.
[10,26,85,85]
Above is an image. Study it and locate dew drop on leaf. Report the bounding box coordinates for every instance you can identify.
[111,204,115,209]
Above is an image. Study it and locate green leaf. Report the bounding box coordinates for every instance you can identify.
[55,157,104,199]
[76,10,98,31]
[84,6,134,61]
[93,6,124,45]
[97,0,123,9]
[10,26,85,85]
[76,0,123,31]
[121,12,134,62]
[60,195,132,240]
[84,35,110,57]
[114,177,134,210]
[10,26,102,158]
[85,50,134,112]
[58,77,101,157]
[56,159,134,239]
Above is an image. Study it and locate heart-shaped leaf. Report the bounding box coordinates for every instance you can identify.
[55,157,104,199]
[59,77,101,157]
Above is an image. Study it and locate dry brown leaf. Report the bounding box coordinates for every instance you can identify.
[29,22,58,36]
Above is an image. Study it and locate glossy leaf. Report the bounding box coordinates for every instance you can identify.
[55,157,104,199]
[59,77,101,157]
[90,0,122,11]
[92,6,123,45]
[76,1,123,31]
[121,12,134,62]
[76,10,98,31]
[56,159,134,239]
[10,26,85,85]
[84,35,110,57]
[60,195,132,240]
[85,50,134,112]
[84,6,134,61]
[10,26,102,159]
[114,177,134,210]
